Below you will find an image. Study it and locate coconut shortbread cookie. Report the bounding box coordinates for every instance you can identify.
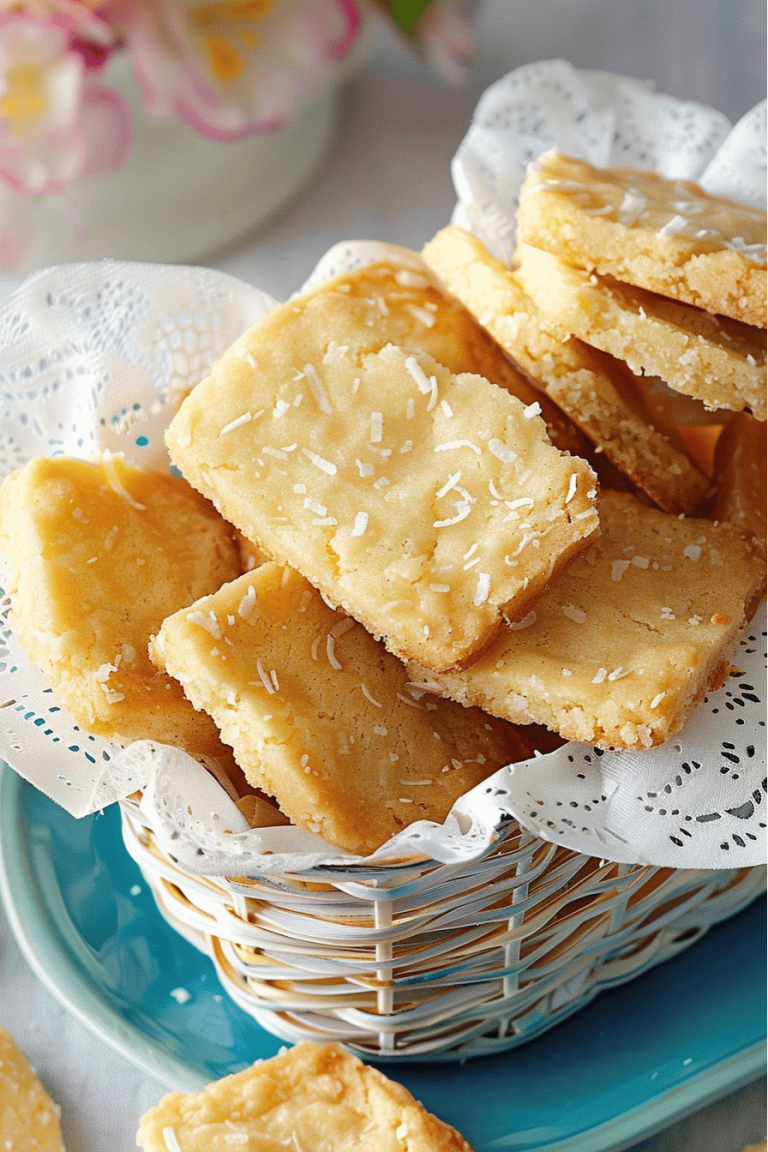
[0,454,241,752]
[422,226,710,515]
[515,243,767,419]
[516,149,767,327]
[137,1041,475,1152]
[408,491,766,751]
[166,295,600,672]
[0,1027,66,1152]
[150,563,535,856]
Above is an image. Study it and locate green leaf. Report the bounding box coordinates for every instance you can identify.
[387,0,434,34]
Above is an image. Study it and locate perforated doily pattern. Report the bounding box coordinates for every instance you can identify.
[450,59,766,264]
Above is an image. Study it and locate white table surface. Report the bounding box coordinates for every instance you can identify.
[0,2,766,1149]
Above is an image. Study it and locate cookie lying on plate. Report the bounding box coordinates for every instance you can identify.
[136,1041,475,1152]
[0,1027,66,1152]
[422,225,710,515]
[165,274,599,673]
[0,453,242,754]
[516,148,767,327]
[150,562,536,855]
[408,490,766,751]
[515,242,766,419]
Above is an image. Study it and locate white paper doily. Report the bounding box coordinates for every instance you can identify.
[0,245,764,872]
[450,58,767,265]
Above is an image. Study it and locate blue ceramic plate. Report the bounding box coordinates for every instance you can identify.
[0,764,764,1152]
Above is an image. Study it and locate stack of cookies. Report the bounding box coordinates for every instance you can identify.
[0,151,764,860]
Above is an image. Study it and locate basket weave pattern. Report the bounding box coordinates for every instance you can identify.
[120,797,766,1061]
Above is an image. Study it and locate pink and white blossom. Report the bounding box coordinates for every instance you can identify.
[411,0,477,87]
[0,13,130,266]
[110,0,362,141]
[0,0,114,45]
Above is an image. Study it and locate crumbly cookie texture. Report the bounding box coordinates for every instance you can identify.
[0,1027,66,1152]
[408,490,766,751]
[304,254,590,459]
[515,243,767,420]
[516,148,767,327]
[150,563,535,855]
[0,454,241,752]
[422,225,710,515]
[165,281,599,673]
[136,1041,475,1152]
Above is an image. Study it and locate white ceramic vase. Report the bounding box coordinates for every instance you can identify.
[13,51,342,273]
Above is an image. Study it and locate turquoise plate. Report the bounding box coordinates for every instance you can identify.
[0,765,765,1152]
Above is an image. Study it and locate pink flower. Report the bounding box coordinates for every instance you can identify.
[0,15,129,195]
[0,14,131,267]
[0,0,114,44]
[110,0,363,141]
[410,0,477,87]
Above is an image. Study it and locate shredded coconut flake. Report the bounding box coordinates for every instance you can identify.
[302,448,336,475]
[406,303,436,327]
[405,355,434,395]
[326,634,342,670]
[101,449,145,510]
[237,585,257,620]
[474,572,491,605]
[360,684,382,707]
[100,686,125,704]
[507,610,536,630]
[256,659,276,694]
[220,411,253,435]
[303,362,332,413]
[162,1127,183,1152]
[434,501,471,528]
[434,439,481,454]
[186,610,222,639]
[488,437,517,463]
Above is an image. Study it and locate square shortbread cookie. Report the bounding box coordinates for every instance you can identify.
[0,1027,66,1152]
[0,454,242,753]
[150,563,537,855]
[165,285,599,673]
[422,226,710,515]
[408,490,766,751]
[136,1041,475,1152]
[515,243,766,419]
[516,149,767,327]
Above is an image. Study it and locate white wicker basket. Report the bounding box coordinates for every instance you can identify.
[119,792,766,1062]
